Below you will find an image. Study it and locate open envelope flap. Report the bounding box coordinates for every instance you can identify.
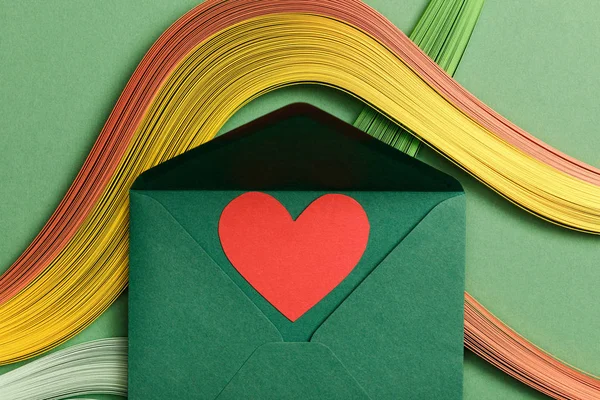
[129,192,282,399]
[131,103,462,193]
[215,343,371,399]
[312,194,466,399]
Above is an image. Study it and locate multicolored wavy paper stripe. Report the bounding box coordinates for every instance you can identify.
[0,0,598,398]
[355,0,485,157]
[354,0,484,156]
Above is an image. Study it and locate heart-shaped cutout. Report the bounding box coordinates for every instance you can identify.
[219,192,369,321]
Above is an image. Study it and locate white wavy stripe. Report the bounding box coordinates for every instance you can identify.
[0,338,126,400]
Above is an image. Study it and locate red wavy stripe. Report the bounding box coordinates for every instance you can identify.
[466,293,600,399]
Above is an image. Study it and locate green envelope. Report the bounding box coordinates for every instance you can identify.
[128,103,466,399]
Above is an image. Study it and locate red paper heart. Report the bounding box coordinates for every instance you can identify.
[219,192,369,322]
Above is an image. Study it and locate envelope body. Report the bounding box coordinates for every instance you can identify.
[129,104,465,399]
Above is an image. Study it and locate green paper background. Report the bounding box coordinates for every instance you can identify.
[0,1,598,399]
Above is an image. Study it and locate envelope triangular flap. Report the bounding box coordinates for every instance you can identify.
[132,103,461,192]
[311,194,465,399]
[129,192,283,399]
[215,343,371,399]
